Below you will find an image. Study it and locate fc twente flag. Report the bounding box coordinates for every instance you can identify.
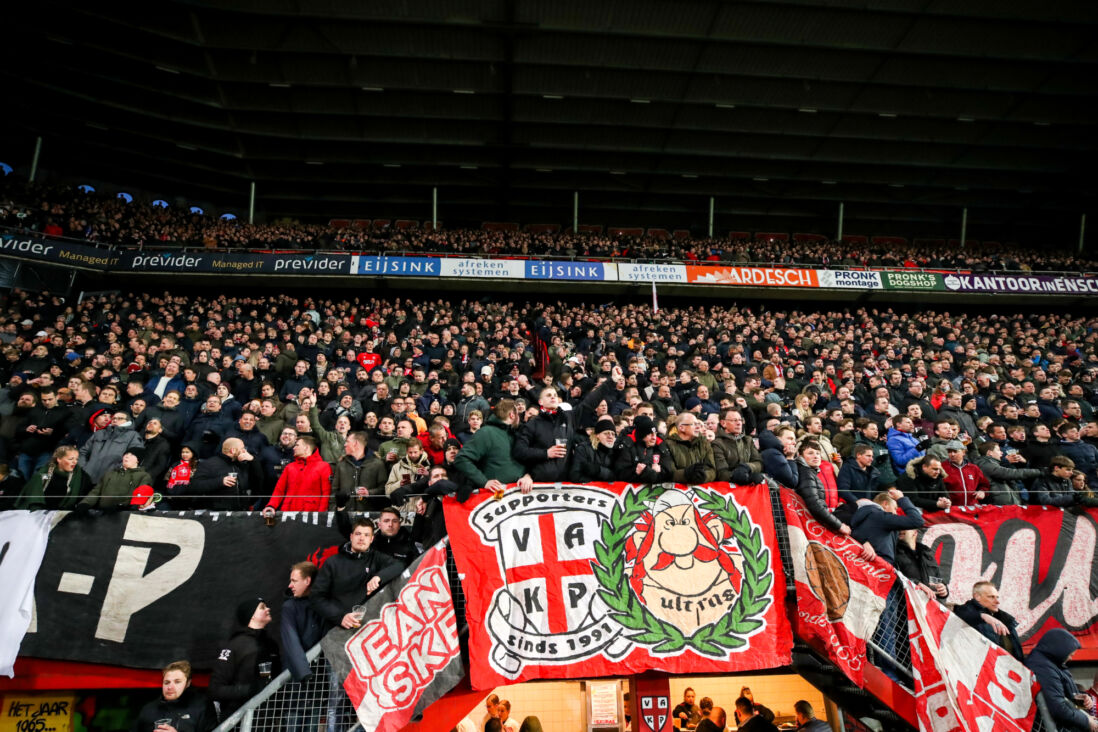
[781,489,895,685]
[445,482,792,689]
[321,544,463,732]
[904,577,1039,732]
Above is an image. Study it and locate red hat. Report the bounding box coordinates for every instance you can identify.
[130,484,155,506]
[89,408,109,431]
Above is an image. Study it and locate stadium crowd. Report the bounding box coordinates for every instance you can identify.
[5,287,1098,730]
[2,177,1093,272]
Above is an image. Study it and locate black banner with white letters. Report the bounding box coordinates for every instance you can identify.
[19,511,343,670]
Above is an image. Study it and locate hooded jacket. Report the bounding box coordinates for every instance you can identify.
[1026,628,1089,732]
[267,449,331,512]
[897,456,949,512]
[886,427,923,471]
[759,431,798,489]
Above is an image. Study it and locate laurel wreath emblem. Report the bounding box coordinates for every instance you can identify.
[591,485,773,656]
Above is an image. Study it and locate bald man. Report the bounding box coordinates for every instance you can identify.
[187,437,260,510]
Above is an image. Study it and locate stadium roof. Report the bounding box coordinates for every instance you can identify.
[4,0,1098,239]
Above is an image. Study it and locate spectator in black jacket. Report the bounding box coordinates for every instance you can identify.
[895,529,948,602]
[373,507,420,568]
[15,387,68,479]
[185,438,260,510]
[224,411,270,458]
[1030,455,1077,507]
[1026,629,1098,732]
[760,427,799,489]
[851,488,923,566]
[131,660,215,732]
[310,517,402,630]
[613,416,671,484]
[141,418,173,488]
[953,581,1024,662]
[210,597,279,723]
[390,465,452,546]
[973,441,1043,506]
[898,456,952,512]
[837,444,880,503]
[570,417,619,483]
[513,387,574,482]
[282,563,323,732]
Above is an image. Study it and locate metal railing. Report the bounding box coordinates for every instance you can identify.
[212,534,467,732]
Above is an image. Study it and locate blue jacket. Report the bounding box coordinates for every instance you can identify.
[1026,629,1089,732]
[850,496,923,565]
[886,428,923,472]
[280,593,324,682]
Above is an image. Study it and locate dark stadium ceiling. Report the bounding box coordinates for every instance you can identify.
[4,0,1098,238]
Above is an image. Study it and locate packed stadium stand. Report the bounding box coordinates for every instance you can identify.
[2,2,1097,732]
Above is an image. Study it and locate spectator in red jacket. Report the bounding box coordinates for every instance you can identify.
[263,434,331,514]
[941,440,989,507]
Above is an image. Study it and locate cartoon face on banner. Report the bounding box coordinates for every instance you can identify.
[638,694,670,732]
[464,484,778,681]
[628,489,745,630]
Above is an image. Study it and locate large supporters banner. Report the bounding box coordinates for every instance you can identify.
[904,577,1038,732]
[780,489,895,685]
[19,510,341,670]
[444,483,791,689]
[923,506,1098,650]
[686,265,819,287]
[322,544,463,732]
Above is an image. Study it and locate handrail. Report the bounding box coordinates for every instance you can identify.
[3,225,1094,277]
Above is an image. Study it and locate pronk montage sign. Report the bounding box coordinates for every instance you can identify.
[444,483,792,688]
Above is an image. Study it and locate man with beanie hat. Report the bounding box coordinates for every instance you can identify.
[570,417,620,482]
[613,415,672,483]
[210,597,279,723]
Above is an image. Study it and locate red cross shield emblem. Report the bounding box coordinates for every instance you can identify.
[639,694,670,732]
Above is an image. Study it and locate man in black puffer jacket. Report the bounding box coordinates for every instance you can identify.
[209,598,279,723]
[310,517,402,630]
[570,418,619,483]
[131,660,215,732]
[513,387,575,482]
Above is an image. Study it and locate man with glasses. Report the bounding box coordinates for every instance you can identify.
[713,408,765,485]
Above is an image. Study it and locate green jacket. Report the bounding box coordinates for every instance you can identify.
[454,416,526,489]
[666,433,717,483]
[16,465,90,510]
[80,467,154,510]
[308,407,344,465]
[712,429,763,478]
